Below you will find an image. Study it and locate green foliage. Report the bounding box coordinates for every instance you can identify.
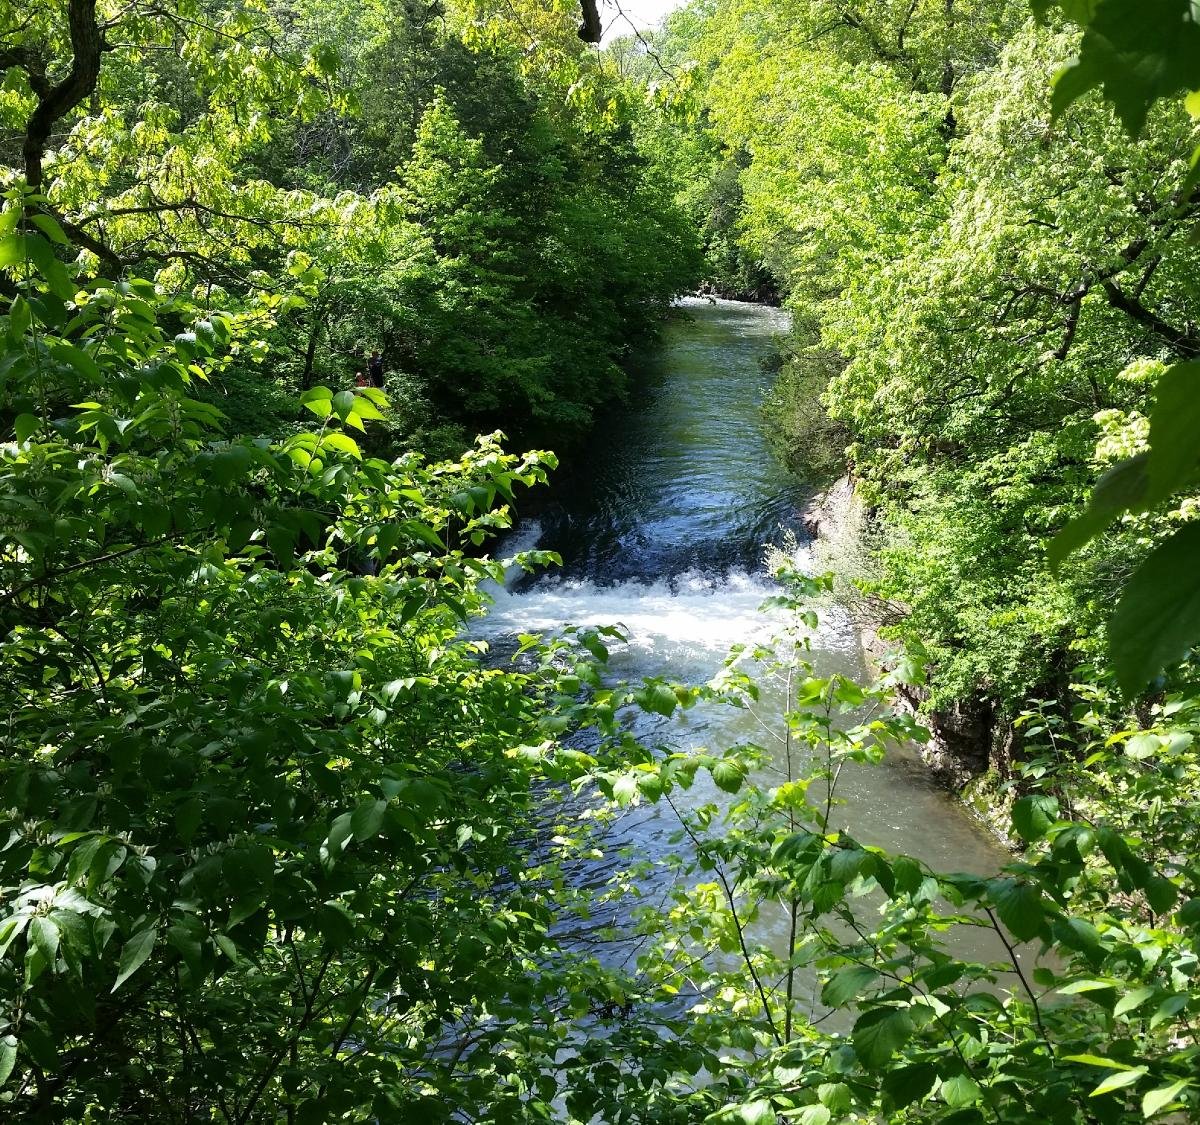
[1035,0,1200,136]
[0,192,715,1117]
[2,0,702,458]
[644,0,1200,711]
[602,576,1200,1125]
[8,0,1200,1120]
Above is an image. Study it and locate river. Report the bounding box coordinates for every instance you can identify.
[475,297,1006,989]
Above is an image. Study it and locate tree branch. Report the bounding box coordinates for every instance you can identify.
[1101,280,1200,358]
[22,0,108,191]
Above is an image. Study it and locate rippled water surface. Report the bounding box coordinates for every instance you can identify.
[476,298,1007,984]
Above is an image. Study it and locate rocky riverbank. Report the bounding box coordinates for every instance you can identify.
[801,476,1019,840]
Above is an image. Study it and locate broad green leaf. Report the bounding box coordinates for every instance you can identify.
[1124,734,1160,760]
[1145,877,1178,915]
[821,964,878,1007]
[1012,794,1058,842]
[316,903,356,950]
[13,413,39,443]
[322,431,362,460]
[1048,1,1200,134]
[402,520,445,550]
[736,1100,776,1125]
[302,397,332,420]
[794,1106,830,1125]
[1146,361,1200,504]
[1049,454,1148,567]
[941,1074,981,1108]
[0,1034,15,1085]
[989,877,1045,941]
[29,916,59,967]
[634,682,678,716]
[50,341,102,382]
[1113,987,1156,1017]
[30,212,69,245]
[1142,1080,1189,1117]
[1090,1067,1147,1098]
[1109,523,1200,694]
[883,1062,937,1108]
[112,926,157,992]
[1059,981,1119,997]
[817,1083,851,1113]
[710,759,745,793]
[1064,1053,1136,1068]
[351,799,386,842]
[852,1007,914,1069]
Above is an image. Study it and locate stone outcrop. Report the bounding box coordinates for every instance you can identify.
[803,475,1018,798]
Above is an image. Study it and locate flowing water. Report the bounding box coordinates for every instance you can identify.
[475,297,1007,992]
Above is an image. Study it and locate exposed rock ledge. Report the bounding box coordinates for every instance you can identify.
[801,477,1017,799]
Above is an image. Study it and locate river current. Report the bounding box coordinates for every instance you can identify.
[474,297,1005,984]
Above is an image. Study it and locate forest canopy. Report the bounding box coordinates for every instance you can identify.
[4,0,1200,1122]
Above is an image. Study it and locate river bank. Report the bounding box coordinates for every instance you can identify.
[800,474,1020,844]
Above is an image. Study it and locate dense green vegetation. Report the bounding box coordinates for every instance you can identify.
[4,0,1200,1121]
[648,0,1200,712]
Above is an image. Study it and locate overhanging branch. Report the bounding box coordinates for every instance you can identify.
[22,0,108,191]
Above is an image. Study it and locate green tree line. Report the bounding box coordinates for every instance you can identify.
[5,0,1200,1121]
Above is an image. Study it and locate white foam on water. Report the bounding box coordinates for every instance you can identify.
[474,540,861,683]
[480,569,778,656]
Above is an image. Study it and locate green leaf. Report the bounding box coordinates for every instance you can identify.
[821,964,878,1007]
[30,212,69,245]
[1049,454,1148,567]
[112,926,157,992]
[1090,1067,1147,1098]
[1142,1080,1189,1117]
[213,933,242,965]
[1145,877,1178,915]
[817,1083,851,1113]
[322,431,362,460]
[1146,361,1200,504]
[1059,981,1119,997]
[941,1074,981,1108]
[1064,1053,1135,1068]
[316,902,356,950]
[1012,794,1058,842]
[794,1107,830,1125]
[1113,986,1156,1017]
[710,759,745,793]
[1109,523,1200,695]
[1045,0,1200,132]
[13,413,40,443]
[0,1034,16,1085]
[29,916,59,967]
[883,1062,937,1109]
[852,1007,914,1069]
[351,799,386,843]
[989,878,1045,941]
[325,811,354,859]
[402,520,445,550]
[50,341,102,382]
[634,682,678,716]
[1124,734,1160,760]
[735,1100,776,1125]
